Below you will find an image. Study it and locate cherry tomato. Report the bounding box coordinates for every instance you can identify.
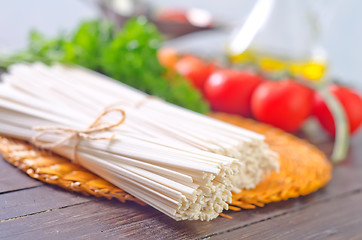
[157,47,178,70]
[313,84,362,136]
[204,69,263,117]
[175,55,216,90]
[251,80,314,132]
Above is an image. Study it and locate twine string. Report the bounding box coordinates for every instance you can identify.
[32,108,126,163]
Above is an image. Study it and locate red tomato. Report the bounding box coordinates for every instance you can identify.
[313,84,362,136]
[251,80,314,132]
[175,55,216,90]
[204,69,264,117]
[157,9,189,23]
[157,47,178,70]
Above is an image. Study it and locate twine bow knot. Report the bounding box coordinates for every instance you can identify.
[32,108,126,163]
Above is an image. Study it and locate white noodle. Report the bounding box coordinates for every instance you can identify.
[0,63,279,221]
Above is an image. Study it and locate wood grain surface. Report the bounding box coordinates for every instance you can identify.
[1,133,361,240]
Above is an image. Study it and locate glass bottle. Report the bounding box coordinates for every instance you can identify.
[227,0,327,81]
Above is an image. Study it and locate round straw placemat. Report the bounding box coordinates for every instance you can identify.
[0,113,332,211]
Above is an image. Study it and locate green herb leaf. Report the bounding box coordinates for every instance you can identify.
[0,18,209,113]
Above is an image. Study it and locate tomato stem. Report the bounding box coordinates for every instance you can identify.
[319,88,349,163]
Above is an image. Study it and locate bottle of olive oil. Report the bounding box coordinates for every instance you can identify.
[227,0,327,82]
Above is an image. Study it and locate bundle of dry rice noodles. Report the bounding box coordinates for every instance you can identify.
[0,63,278,221]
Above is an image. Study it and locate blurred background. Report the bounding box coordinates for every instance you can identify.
[0,0,361,89]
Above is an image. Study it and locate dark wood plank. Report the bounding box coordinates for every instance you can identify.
[0,195,299,240]
[1,160,362,240]
[0,200,162,240]
[0,184,91,221]
[0,158,42,193]
[211,190,362,240]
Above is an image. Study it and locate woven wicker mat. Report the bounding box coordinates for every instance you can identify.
[0,113,332,211]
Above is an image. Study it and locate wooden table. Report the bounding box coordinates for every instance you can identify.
[0,132,361,239]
